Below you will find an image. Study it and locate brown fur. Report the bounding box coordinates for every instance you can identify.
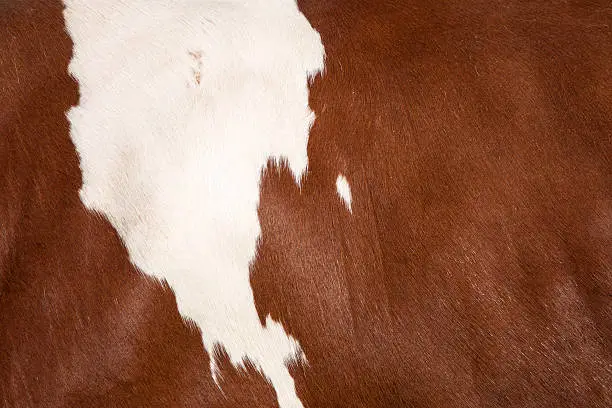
[1,1,611,407]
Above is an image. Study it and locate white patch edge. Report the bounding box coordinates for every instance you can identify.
[63,1,325,407]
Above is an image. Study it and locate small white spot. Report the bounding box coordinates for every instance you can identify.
[336,174,352,213]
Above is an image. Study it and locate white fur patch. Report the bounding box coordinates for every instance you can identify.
[63,1,324,407]
[336,174,353,213]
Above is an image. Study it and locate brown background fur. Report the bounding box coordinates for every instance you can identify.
[1,1,610,407]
